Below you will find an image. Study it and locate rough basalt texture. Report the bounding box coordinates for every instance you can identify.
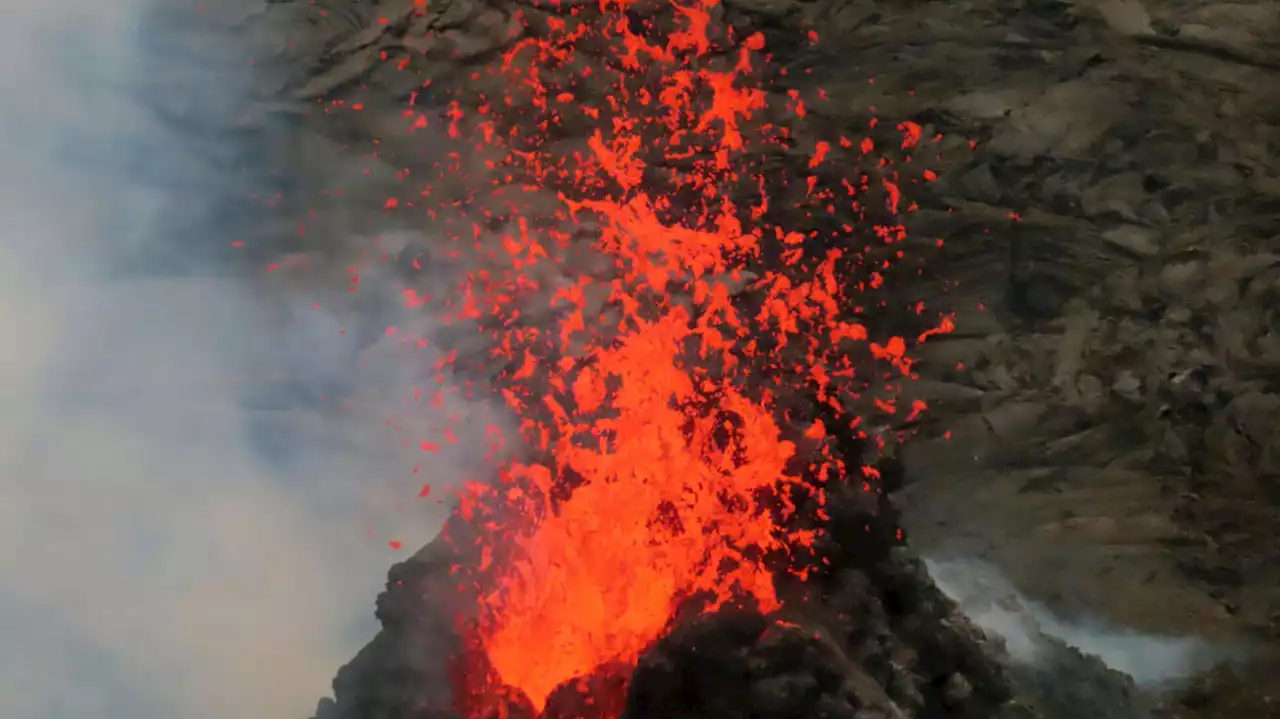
[313,443,1146,719]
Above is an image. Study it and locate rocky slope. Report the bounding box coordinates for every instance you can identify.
[314,450,1148,719]
[882,0,1280,648]
[194,0,1280,714]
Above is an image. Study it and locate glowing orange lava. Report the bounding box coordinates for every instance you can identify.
[352,0,957,713]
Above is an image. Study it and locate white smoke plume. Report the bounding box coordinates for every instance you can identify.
[924,556,1230,688]
[0,2,506,718]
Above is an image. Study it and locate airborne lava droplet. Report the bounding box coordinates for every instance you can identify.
[337,0,957,714]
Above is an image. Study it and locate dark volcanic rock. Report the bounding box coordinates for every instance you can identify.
[1004,636,1149,719]
[315,543,470,719]
[313,445,1147,719]
[624,610,866,719]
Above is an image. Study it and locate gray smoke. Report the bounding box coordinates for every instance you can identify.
[924,556,1228,688]
[0,2,507,718]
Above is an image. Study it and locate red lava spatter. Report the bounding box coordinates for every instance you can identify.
[305,0,956,715]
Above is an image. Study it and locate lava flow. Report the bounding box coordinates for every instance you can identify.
[376,0,956,714]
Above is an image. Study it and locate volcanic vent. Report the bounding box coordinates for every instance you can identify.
[269,0,1148,716]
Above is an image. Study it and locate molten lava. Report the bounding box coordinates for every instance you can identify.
[324,0,956,713]
[477,320,802,705]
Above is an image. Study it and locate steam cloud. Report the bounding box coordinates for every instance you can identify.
[0,1,504,717]
[924,556,1228,688]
